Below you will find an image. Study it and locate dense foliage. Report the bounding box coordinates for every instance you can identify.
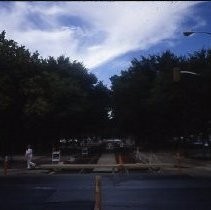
[111,50,211,148]
[1,30,211,153]
[0,31,110,154]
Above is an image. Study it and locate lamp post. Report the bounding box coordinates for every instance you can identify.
[174,31,211,80]
[183,31,211,37]
[180,30,210,79]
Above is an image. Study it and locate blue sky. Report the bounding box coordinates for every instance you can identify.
[0,1,211,87]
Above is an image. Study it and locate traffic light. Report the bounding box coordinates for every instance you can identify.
[173,67,181,82]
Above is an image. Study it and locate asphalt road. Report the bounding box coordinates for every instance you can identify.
[0,174,95,210]
[0,173,211,210]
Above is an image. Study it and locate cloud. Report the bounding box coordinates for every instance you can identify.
[0,1,204,70]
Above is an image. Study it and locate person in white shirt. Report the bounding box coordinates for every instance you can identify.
[25,145,36,169]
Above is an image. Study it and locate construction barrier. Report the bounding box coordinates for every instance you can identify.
[52,151,60,164]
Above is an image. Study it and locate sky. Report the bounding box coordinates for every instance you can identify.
[0,1,211,87]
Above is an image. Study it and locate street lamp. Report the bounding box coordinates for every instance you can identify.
[173,67,199,82]
[174,31,210,81]
[183,31,211,36]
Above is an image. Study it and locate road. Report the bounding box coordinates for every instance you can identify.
[0,173,211,210]
[0,174,94,210]
[103,173,211,210]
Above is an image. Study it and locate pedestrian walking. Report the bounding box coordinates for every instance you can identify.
[25,145,36,169]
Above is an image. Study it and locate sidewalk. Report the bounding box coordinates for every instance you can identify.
[0,168,49,176]
[148,152,211,177]
[93,153,117,172]
[0,155,51,176]
[1,153,211,176]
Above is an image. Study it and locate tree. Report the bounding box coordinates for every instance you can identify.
[0,31,111,153]
[111,49,211,148]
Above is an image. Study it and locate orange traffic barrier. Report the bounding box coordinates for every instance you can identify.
[118,154,124,173]
[118,155,123,164]
[4,156,8,176]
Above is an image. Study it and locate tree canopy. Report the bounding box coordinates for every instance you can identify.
[1,30,211,153]
[0,31,111,154]
[111,49,211,148]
